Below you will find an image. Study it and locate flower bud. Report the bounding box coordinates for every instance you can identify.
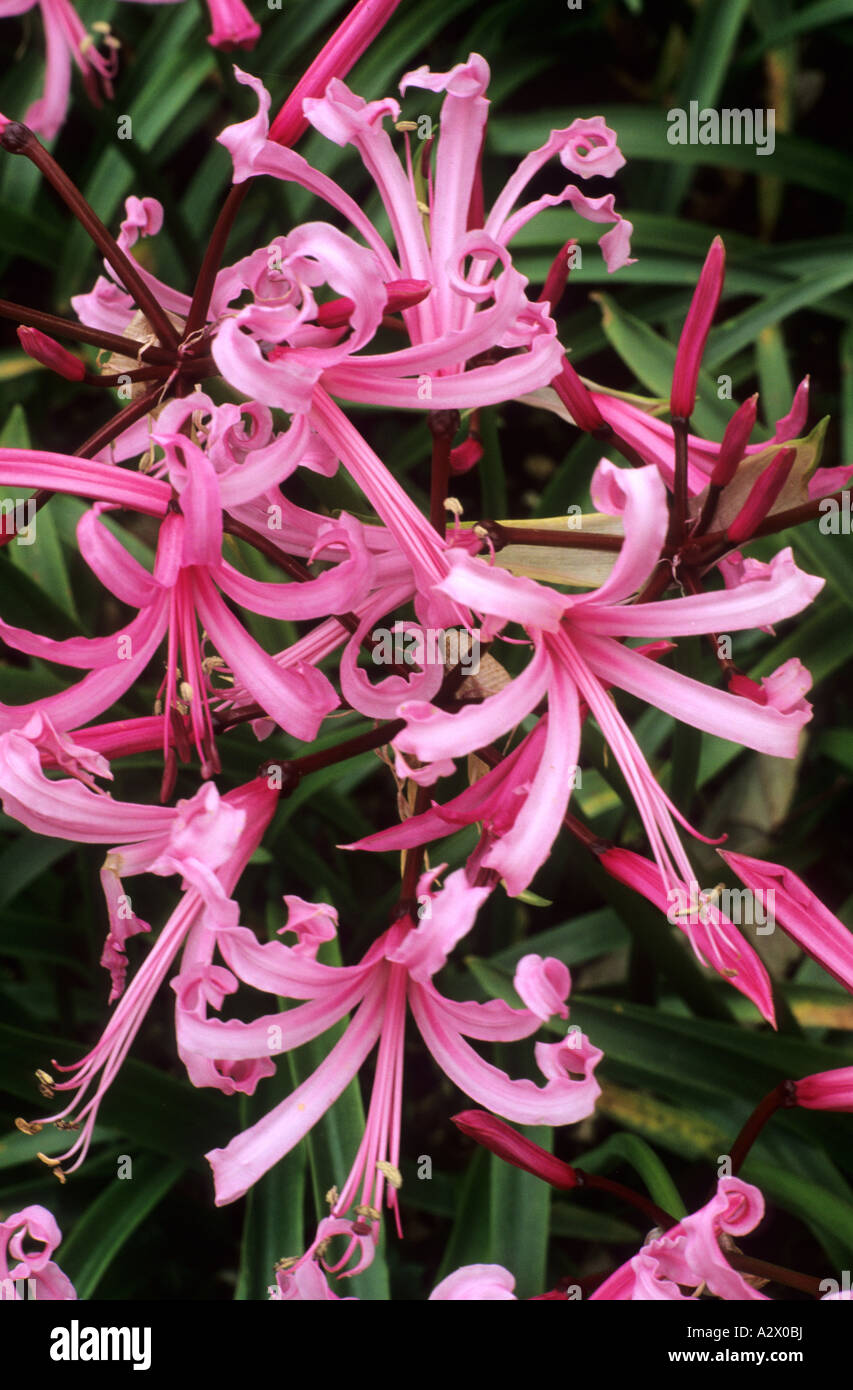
[670,236,725,419]
[711,393,758,488]
[726,446,795,544]
[452,1110,579,1190]
[552,357,606,433]
[17,327,86,381]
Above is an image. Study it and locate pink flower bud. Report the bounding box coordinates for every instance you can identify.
[316,280,430,330]
[727,672,767,704]
[726,446,796,544]
[670,236,725,419]
[315,296,356,329]
[449,435,483,474]
[711,393,758,488]
[537,239,577,312]
[452,1110,579,1190]
[384,278,432,314]
[17,327,85,381]
[270,0,401,147]
[553,357,606,433]
[795,1067,853,1112]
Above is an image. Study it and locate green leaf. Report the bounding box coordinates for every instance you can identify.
[489,1115,550,1298]
[60,1154,185,1298]
[235,1075,308,1301]
[579,1132,687,1220]
[649,0,752,213]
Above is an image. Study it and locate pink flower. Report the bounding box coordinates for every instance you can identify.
[0,431,359,776]
[274,1258,516,1301]
[428,1265,517,1301]
[352,460,821,903]
[0,1205,76,1300]
[0,728,278,1170]
[1,0,262,142]
[590,1177,768,1301]
[211,57,632,416]
[194,872,601,1280]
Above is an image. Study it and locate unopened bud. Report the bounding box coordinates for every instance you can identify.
[726,446,796,544]
[670,237,726,419]
[18,326,86,381]
[552,357,606,433]
[711,394,758,488]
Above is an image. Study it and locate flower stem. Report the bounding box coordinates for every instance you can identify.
[183,183,250,341]
[429,409,459,534]
[0,299,165,361]
[475,519,623,552]
[730,1081,796,1173]
[0,124,179,351]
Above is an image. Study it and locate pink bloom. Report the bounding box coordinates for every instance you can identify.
[355,459,820,900]
[0,1205,76,1300]
[211,57,631,417]
[0,728,278,1170]
[0,0,262,142]
[428,1265,517,1301]
[194,872,601,1279]
[274,1257,516,1301]
[590,1177,767,1301]
[721,852,853,994]
[0,429,359,773]
[3,0,117,141]
[202,0,260,51]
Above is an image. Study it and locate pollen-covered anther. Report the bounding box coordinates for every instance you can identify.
[444,497,463,522]
[274,1256,299,1272]
[375,1160,403,1190]
[15,1117,42,1135]
[355,1203,382,1222]
[179,681,193,704]
[35,1068,55,1098]
[395,120,419,131]
[325,1185,339,1208]
[54,1119,82,1131]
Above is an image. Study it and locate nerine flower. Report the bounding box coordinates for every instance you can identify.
[274,1259,516,1301]
[590,1177,768,1301]
[0,430,369,776]
[349,460,821,912]
[0,1205,76,1300]
[0,724,278,1171]
[183,874,600,1278]
[2,0,260,142]
[210,58,631,417]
